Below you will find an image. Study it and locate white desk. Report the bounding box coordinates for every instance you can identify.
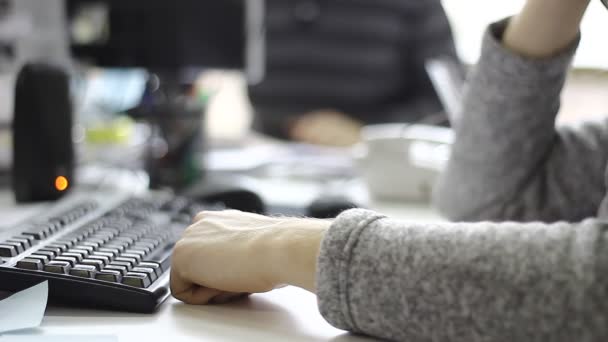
[0,184,441,341]
[41,288,370,342]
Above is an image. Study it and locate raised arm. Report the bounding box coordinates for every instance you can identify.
[434,0,608,222]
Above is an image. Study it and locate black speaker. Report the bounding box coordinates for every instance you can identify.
[12,63,74,202]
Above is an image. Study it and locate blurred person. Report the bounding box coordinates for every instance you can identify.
[172,0,608,341]
[248,0,461,146]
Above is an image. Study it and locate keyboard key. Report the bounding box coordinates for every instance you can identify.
[45,243,68,253]
[138,262,163,277]
[54,256,78,267]
[131,243,154,254]
[28,254,51,264]
[104,244,126,253]
[38,222,58,233]
[95,233,115,241]
[146,251,171,271]
[71,226,95,236]
[15,234,35,245]
[124,249,147,258]
[44,261,71,274]
[39,222,59,234]
[47,219,63,231]
[105,218,132,231]
[70,265,97,278]
[6,237,31,249]
[98,228,120,236]
[139,238,160,248]
[131,267,157,282]
[114,257,136,267]
[61,252,84,263]
[52,215,72,226]
[0,244,18,257]
[104,265,128,275]
[113,237,135,246]
[37,248,59,258]
[122,272,151,288]
[109,261,132,271]
[93,251,115,260]
[6,242,25,254]
[54,239,75,248]
[16,258,44,270]
[32,250,55,261]
[22,227,49,240]
[80,259,104,271]
[121,232,142,240]
[98,248,120,257]
[121,253,142,263]
[95,270,123,283]
[82,241,101,249]
[90,234,113,243]
[68,248,90,258]
[87,255,111,266]
[61,234,84,243]
[74,245,95,254]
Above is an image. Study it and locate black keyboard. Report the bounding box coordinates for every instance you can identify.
[0,190,209,313]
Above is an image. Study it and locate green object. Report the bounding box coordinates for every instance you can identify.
[86,117,135,144]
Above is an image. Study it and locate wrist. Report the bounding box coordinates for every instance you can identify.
[270,219,330,292]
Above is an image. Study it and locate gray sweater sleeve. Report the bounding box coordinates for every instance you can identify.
[316,209,608,341]
[434,20,608,222]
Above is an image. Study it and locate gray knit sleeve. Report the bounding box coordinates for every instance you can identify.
[434,20,608,222]
[316,209,608,341]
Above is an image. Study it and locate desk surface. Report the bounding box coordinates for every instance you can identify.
[0,182,441,341]
[40,287,371,342]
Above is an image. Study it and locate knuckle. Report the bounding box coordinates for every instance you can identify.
[183,223,199,236]
[193,211,207,223]
[221,209,242,216]
[172,240,188,262]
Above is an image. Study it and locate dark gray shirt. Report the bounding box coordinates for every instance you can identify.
[249,0,460,138]
[315,20,608,341]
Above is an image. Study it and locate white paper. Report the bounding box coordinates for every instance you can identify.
[0,336,117,342]
[0,282,48,334]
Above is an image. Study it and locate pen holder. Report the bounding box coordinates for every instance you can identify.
[127,76,206,191]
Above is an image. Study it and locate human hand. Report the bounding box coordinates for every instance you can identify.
[170,210,330,305]
[289,110,363,147]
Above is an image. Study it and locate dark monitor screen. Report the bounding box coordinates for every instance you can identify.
[66,0,245,71]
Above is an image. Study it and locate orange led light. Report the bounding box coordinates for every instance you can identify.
[55,176,69,192]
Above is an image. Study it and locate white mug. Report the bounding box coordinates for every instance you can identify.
[353,123,453,202]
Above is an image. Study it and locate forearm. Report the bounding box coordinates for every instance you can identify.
[503,0,590,58]
[316,209,608,341]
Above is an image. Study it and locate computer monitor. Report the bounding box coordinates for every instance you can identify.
[65,0,254,74]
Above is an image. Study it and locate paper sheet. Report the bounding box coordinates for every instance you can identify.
[0,336,117,342]
[0,282,48,334]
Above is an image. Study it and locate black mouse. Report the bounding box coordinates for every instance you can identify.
[306,196,359,219]
[182,178,266,214]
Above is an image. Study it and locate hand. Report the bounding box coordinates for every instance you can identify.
[289,110,363,147]
[170,210,330,305]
